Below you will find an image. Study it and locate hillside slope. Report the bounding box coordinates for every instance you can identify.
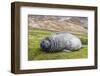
[28,15,88,35]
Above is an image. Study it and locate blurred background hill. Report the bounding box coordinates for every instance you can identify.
[28,15,88,35]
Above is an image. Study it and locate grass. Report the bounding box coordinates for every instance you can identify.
[28,28,88,60]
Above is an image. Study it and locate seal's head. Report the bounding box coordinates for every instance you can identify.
[40,37,51,51]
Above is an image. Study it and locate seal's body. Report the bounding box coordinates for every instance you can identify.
[40,32,82,52]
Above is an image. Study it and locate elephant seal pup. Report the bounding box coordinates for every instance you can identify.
[40,32,82,52]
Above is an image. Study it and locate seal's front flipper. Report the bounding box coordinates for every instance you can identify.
[63,49,71,52]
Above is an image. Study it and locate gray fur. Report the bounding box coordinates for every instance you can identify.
[40,32,82,52]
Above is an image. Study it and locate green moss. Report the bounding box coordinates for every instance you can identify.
[28,28,88,60]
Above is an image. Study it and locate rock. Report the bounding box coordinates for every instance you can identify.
[40,32,82,52]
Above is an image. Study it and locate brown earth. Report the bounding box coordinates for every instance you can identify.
[28,15,88,35]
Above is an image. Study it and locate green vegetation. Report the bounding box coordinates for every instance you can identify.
[28,28,88,60]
